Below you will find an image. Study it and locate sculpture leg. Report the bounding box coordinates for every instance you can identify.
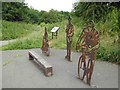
[86,59,94,85]
[46,48,50,56]
[86,51,96,85]
[86,71,90,85]
[65,40,68,59]
[68,42,72,62]
[87,70,92,85]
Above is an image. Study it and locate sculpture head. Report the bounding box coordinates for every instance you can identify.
[44,27,48,38]
[68,15,72,24]
[45,27,47,32]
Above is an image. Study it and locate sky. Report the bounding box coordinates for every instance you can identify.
[24,0,79,12]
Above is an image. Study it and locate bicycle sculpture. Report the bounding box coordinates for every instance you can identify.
[65,16,74,62]
[41,27,50,56]
[77,20,100,85]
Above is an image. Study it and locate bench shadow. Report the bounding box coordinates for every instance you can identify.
[29,59,45,76]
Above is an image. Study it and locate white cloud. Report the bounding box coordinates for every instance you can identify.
[25,0,76,12]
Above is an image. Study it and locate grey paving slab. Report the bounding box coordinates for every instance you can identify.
[0,50,2,89]
[2,48,118,88]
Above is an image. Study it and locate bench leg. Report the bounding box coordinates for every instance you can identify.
[44,67,53,76]
[29,53,34,60]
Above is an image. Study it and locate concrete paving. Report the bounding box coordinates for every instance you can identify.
[2,48,118,88]
[0,49,2,89]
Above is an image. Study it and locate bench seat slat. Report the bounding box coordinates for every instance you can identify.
[29,51,39,59]
[36,58,52,68]
[28,50,53,76]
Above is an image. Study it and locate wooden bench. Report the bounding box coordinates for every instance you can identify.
[51,26,60,39]
[28,51,53,76]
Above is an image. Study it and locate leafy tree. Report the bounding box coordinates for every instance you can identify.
[26,8,40,23]
[73,2,119,22]
[2,2,70,24]
[2,2,28,21]
[40,9,69,24]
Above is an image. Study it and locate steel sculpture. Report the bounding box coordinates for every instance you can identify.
[77,20,100,85]
[41,27,50,56]
[65,16,74,62]
[76,22,89,52]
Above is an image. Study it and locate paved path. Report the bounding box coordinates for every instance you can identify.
[1,48,118,88]
[0,50,2,89]
[0,39,16,46]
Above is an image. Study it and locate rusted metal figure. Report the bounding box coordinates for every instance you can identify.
[41,27,50,56]
[77,20,100,85]
[76,22,89,52]
[65,16,74,62]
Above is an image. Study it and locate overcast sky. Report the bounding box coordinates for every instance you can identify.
[24,0,79,12]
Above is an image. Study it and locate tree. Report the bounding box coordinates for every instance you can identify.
[2,2,70,24]
[27,8,40,23]
[73,2,119,22]
[2,2,28,21]
[40,9,63,24]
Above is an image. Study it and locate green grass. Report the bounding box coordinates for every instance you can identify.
[0,20,2,40]
[2,29,44,50]
[1,20,40,40]
[1,20,83,50]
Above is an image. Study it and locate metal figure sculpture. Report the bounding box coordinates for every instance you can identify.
[65,16,74,62]
[41,27,50,56]
[76,22,89,52]
[77,20,100,85]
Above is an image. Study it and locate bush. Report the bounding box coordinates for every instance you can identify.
[97,44,119,63]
